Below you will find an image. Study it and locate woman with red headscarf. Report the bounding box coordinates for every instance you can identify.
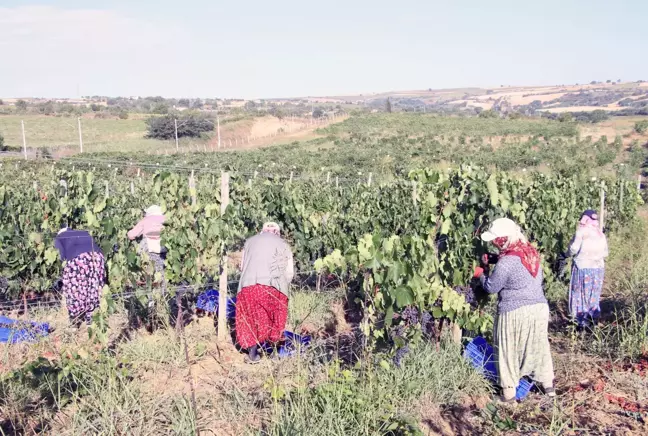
[235,222,294,363]
[474,218,555,402]
[567,210,608,328]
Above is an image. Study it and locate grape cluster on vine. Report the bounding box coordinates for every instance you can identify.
[392,345,410,367]
[400,306,419,325]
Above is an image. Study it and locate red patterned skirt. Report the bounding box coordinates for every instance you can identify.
[235,284,288,349]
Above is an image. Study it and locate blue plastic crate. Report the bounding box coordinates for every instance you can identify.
[464,336,534,401]
[262,330,312,357]
[195,289,236,319]
[0,316,49,344]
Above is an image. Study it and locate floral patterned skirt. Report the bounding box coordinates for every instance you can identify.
[235,284,288,349]
[62,252,105,321]
[569,266,605,326]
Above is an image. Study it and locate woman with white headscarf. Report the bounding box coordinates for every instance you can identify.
[474,218,555,402]
[128,205,166,277]
[235,222,295,363]
[567,210,608,328]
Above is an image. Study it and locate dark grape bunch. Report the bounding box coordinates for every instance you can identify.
[0,276,8,294]
[390,324,406,341]
[392,345,410,367]
[421,311,437,339]
[453,285,477,307]
[400,306,419,325]
[112,243,120,253]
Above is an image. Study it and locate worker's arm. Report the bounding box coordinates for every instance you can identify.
[568,229,584,257]
[285,248,295,283]
[480,257,510,294]
[127,220,144,240]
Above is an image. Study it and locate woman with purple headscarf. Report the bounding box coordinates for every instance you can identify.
[567,210,609,328]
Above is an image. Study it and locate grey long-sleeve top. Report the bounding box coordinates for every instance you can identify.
[479,255,547,314]
[238,232,295,297]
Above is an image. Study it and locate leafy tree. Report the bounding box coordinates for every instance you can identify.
[118,111,129,120]
[244,101,256,111]
[385,98,392,113]
[90,103,102,112]
[557,112,573,123]
[312,108,324,118]
[0,99,4,105]
[151,103,170,115]
[191,99,204,110]
[145,112,214,140]
[15,99,28,112]
[37,101,55,115]
[269,107,285,119]
[0,132,4,150]
[589,110,609,123]
[177,98,190,107]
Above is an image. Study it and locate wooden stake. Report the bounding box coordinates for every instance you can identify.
[218,172,230,341]
[412,181,418,206]
[599,182,605,231]
[289,171,294,183]
[189,170,196,206]
[619,180,624,214]
[367,172,372,187]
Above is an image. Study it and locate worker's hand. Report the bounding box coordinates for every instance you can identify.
[473,266,484,279]
[481,254,490,266]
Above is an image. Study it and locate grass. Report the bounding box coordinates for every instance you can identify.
[0,114,212,154]
[267,342,489,436]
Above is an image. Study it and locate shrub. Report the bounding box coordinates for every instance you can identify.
[145,113,214,140]
[118,111,129,120]
[478,109,498,119]
[634,120,648,134]
[557,112,573,123]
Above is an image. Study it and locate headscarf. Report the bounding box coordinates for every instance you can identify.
[579,209,602,234]
[261,222,281,236]
[481,218,540,277]
[145,205,163,217]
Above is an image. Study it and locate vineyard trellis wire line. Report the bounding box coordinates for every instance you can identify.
[0,268,324,311]
[4,153,639,191]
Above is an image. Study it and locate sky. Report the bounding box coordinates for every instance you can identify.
[0,0,646,99]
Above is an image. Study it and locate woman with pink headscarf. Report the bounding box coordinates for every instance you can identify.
[567,210,609,328]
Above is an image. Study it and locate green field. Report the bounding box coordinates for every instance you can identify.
[0,115,210,153]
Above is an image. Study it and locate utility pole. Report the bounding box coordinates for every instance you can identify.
[174,118,179,151]
[77,117,84,153]
[21,120,27,159]
[216,109,221,150]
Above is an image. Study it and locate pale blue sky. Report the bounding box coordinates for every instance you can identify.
[0,1,646,99]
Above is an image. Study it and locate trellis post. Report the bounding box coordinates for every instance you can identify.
[218,172,230,341]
